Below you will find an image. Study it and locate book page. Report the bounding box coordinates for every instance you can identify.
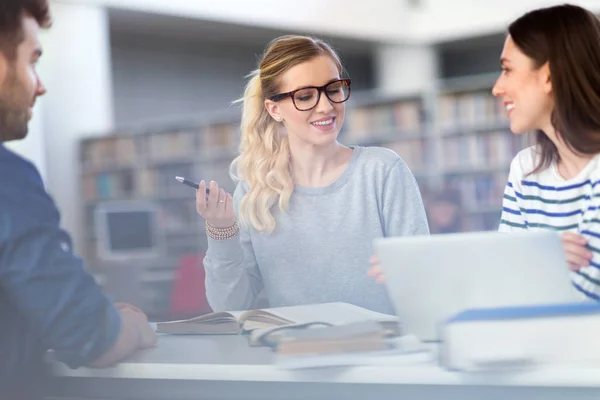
[242,302,398,325]
[160,312,235,324]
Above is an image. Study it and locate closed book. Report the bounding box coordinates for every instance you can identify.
[440,302,600,371]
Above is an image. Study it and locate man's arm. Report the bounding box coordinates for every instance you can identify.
[89,307,156,368]
[0,225,156,368]
[0,150,156,367]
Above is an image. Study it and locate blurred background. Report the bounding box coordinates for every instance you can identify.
[9,0,600,320]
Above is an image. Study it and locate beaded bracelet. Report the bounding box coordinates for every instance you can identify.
[206,220,239,240]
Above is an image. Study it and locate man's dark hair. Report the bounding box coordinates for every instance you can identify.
[0,0,51,59]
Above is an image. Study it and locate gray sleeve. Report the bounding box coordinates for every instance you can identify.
[382,159,430,237]
[203,181,263,312]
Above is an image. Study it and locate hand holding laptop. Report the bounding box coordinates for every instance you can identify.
[367,255,384,283]
[561,231,593,271]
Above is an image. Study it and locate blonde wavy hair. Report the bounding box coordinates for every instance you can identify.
[231,35,343,234]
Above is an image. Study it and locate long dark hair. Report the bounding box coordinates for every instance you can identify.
[508,4,600,174]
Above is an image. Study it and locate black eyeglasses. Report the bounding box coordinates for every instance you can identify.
[269,78,351,111]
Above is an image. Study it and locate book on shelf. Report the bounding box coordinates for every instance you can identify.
[81,136,137,170]
[155,302,399,336]
[437,90,507,131]
[87,170,135,200]
[201,123,238,155]
[344,99,423,144]
[137,167,155,197]
[147,131,197,161]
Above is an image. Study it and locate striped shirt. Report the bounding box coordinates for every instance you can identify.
[499,146,600,301]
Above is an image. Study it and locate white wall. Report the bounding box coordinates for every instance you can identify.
[409,0,600,42]
[374,43,438,95]
[60,0,412,42]
[111,33,375,127]
[5,101,48,183]
[111,36,260,127]
[41,2,114,253]
[61,0,600,44]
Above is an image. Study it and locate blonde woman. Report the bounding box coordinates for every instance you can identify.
[196,35,429,314]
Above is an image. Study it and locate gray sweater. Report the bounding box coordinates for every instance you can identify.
[203,146,430,315]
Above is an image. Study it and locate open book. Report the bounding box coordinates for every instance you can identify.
[155,302,399,335]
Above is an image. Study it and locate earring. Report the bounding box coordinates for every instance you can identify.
[274,116,282,122]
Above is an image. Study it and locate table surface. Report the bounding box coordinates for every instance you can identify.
[50,333,600,388]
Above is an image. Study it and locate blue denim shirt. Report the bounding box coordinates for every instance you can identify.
[0,145,120,392]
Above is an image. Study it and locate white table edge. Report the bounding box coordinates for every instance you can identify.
[51,361,600,388]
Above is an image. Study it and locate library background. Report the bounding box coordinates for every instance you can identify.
[10,0,599,320]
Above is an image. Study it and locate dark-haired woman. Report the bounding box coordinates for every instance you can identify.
[494,3,600,300]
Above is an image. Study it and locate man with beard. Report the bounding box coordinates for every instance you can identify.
[0,1,157,398]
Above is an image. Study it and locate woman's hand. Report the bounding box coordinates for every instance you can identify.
[367,255,385,283]
[195,180,236,229]
[561,231,593,271]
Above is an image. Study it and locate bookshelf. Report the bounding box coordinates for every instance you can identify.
[77,75,528,317]
[435,77,527,232]
[344,92,434,177]
[78,115,240,318]
[343,75,528,233]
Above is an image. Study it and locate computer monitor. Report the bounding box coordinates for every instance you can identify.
[95,201,161,261]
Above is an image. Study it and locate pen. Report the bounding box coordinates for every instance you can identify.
[175,176,210,194]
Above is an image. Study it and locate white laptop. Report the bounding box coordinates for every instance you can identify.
[373,230,582,342]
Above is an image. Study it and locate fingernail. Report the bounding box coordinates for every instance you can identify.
[200,180,205,185]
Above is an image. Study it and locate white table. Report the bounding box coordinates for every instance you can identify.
[45,334,600,400]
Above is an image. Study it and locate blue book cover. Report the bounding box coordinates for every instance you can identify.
[447,302,600,324]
